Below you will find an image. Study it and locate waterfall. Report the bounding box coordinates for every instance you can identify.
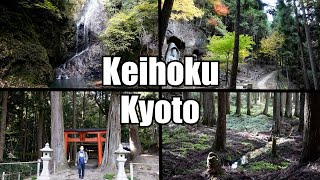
[55,0,106,80]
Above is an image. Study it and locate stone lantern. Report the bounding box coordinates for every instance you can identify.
[114,144,130,180]
[38,143,53,180]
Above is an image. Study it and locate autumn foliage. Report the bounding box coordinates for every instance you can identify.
[213,1,229,16]
[208,17,219,26]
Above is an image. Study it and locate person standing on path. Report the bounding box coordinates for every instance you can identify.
[75,146,88,179]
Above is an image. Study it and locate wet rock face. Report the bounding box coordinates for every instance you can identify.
[163,20,207,58]
[56,0,106,80]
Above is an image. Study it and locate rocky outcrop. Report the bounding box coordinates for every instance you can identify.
[0,0,75,86]
[55,0,106,80]
[162,20,207,59]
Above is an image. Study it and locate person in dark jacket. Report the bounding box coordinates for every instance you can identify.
[75,146,88,179]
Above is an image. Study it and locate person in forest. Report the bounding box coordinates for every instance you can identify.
[75,146,88,179]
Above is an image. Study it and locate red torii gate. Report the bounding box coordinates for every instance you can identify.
[64,129,106,166]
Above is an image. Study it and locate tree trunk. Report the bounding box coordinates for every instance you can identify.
[285,93,292,118]
[0,91,8,162]
[263,92,270,115]
[50,91,68,170]
[294,93,300,117]
[215,92,226,151]
[229,0,241,89]
[202,92,216,126]
[226,92,230,114]
[300,93,320,162]
[100,92,121,173]
[160,0,174,51]
[273,92,281,136]
[82,92,86,126]
[293,0,310,89]
[37,92,44,159]
[280,93,284,117]
[129,125,142,160]
[298,93,305,132]
[254,93,258,105]
[182,92,191,100]
[72,91,77,162]
[300,0,318,89]
[235,92,241,116]
[247,92,251,115]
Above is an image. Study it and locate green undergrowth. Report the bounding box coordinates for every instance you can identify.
[163,126,211,156]
[104,173,136,180]
[246,160,290,172]
[227,114,272,133]
[104,173,115,179]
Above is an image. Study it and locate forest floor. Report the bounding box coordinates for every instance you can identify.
[162,115,319,180]
[25,154,159,180]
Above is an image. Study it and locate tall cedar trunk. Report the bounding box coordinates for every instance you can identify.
[23,98,28,160]
[280,93,284,117]
[37,92,44,159]
[160,0,174,51]
[215,92,226,151]
[129,125,142,160]
[273,92,281,136]
[247,92,251,115]
[0,91,8,162]
[300,0,318,89]
[212,92,216,124]
[293,0,310,89]
[254,93,258,105]
[298,93,305,132]
[82,92,86,125]
[226,92,230,114]
[235,92,241,116]
[229,0,241,88]
[263,92,270,115]
[285,93,292,118]
[72,91,77,161]
[50,91,68,170]
[99,110,103,127]
[300,93,320,162]
[202,92,216,126]
[100,92,121,173]
[294,93,300,117]
[182,92,191,100]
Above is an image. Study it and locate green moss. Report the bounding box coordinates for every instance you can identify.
[0,36,53,86]
[198,134,210,144]
[0,1,74,86]
[35,0,62,19]
[241,141,254,149]
[247,160,290,172]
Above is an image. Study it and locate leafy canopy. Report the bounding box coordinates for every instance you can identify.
[100,1,157,55]
[162,0,204,21]
[259,31,285,58]
[207,32,255,65]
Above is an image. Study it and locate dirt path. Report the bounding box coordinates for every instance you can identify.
[256,70,277,89]
[131,154,159,180]
[26,154,159,180]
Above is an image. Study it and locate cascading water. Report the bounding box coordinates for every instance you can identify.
[53,0,106,86]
